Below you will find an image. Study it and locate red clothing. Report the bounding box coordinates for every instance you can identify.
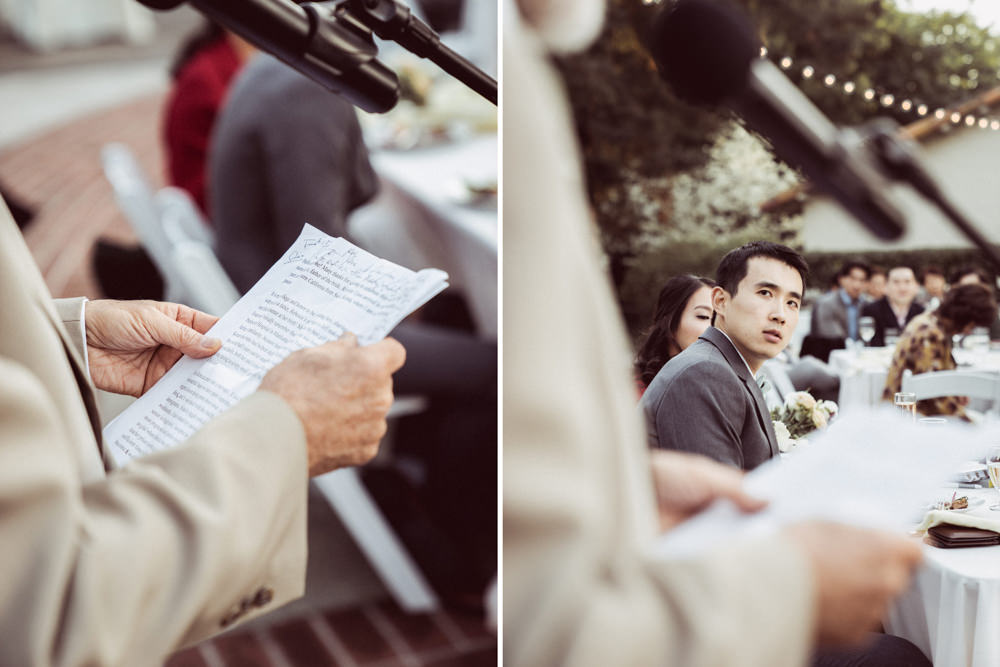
[163,37,242,217]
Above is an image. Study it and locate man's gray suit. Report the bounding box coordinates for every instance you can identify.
[641,326,778,470]
[810,289,853,340]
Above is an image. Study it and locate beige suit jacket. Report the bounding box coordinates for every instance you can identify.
[503,15,817,667]
[0,203,308,666]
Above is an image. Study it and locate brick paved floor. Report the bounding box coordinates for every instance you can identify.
[0,92,497,667]
[0,91,164,298]
[164,599,495,667]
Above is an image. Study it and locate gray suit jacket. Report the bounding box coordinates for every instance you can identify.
[0,200,308,666]
[810,289,852,340]
[641,326,779,470]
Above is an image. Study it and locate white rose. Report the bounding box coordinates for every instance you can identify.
[786,391,816,411]
[812,409,828,429]
[819,400,839,419]
[773,420,795,453]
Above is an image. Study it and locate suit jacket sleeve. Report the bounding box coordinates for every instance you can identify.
[649,360,747,468]
[0,362,308,667]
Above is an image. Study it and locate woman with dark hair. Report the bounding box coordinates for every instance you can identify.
[634,275,716,392]
[163,20,256,216]
[883,283,998,420]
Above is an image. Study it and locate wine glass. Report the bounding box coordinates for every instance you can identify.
[858,316,876,347]
[988,447,1000,511]
[885,327,901,347]
[894,392,916,422]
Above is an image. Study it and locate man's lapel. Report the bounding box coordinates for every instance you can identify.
[701,327,779,457]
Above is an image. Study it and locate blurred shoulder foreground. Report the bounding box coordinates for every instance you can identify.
[502,0,815,665]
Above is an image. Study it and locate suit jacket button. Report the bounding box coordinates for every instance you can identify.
[253,587,274,607]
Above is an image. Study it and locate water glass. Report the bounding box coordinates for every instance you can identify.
[988,447,1000,511]
[894,392,916,421]
[858,316,876,347]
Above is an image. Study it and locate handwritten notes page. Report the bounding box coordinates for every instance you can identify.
[103,224,448,467]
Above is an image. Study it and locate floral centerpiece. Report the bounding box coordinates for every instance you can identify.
[770,391,838,453]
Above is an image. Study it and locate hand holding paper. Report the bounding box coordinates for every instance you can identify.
[103,225,448,468]
[259,333,405,476]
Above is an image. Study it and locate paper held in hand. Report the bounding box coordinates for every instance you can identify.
[103,224,448,467]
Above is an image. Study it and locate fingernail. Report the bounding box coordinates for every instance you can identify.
[201,337,222,349]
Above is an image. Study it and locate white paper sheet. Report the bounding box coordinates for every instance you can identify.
[653,409,1000,558]
[103,224,448,466]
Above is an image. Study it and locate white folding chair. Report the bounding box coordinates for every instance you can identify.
[100,142,186,303]
[901,369,1000,416]
[311,395,439,612]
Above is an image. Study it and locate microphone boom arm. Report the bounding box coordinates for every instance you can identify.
[338,0,497,105]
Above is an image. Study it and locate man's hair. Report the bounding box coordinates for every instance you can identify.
[922,265,945,281]
[949,265,990,286]
[937,283,998,330]
[715,241,809,296]
[838,260,871,280]
[869,265,886,278]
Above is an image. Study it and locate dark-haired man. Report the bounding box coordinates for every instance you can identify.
[861,266,923,347]
[811,260,870,343]
[641,241,807,470]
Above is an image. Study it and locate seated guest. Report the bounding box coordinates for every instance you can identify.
[861,266,923,347]
[918,265,946,311]
[951,266,992,288]
[882,284,998,421]
[810,260,870,343]
[633,275,715,394]
[640,241,806,470]
[163,20,255,216]
[864,265,886,302]
[209,54,377,292]
[210,54,497,606]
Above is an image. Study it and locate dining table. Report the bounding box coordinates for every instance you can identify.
[886,486,1000,667]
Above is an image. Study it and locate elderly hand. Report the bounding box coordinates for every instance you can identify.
[650,450,767,531]
[85,300,221,397]
[259,333,406,476]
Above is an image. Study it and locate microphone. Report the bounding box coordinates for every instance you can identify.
[647,0,906,241]
[136,0,400,113]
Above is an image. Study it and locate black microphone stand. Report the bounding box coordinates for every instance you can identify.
[858,118,1000,275]
[337,0,497,105]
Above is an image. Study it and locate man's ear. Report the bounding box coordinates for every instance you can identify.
[711,286,728,317]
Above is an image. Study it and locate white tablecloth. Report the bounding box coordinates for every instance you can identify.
[886,488,1000,667]
[347,135,497,338]
[830,348,1000,412]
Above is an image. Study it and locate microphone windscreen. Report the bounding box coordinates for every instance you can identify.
[647,0,761,106]
[133,0,186,9]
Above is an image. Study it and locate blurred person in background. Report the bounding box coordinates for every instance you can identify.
[882,283,998,421]
[633,275,715,394]
[864,265,886,302]
[861,266,923,347]
[93,19,254,301]
[918,265,946,312]
[503,0,926,665]
[951,266,992,288]
[210,53,497,609]
[810,260,870,345]
[163,19,255,216]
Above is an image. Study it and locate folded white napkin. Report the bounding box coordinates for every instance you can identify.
[918,509,1000,533]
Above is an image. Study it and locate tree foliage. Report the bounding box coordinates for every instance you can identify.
[555,0,1000,333]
